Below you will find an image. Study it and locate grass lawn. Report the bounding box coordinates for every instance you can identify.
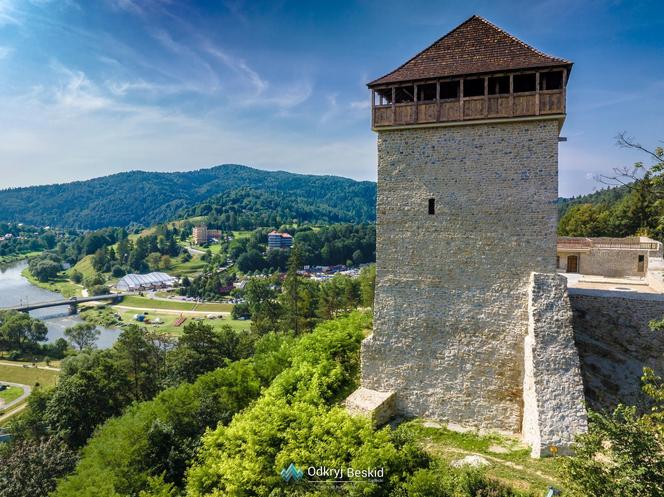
[231,230,252,239]
[168,255,207,277]
[117,309,250,336]
[405,420,566,494]
[0,364,59,388]
[21,267,82,298]
[0,386,23,403]
[119,295,232,312]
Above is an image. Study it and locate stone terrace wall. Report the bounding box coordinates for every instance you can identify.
[570,290,664,412]
[362,119,560,433]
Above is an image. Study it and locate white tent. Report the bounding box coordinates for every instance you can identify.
[116,272,178,291]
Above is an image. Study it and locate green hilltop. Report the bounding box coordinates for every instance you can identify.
[0,164,376,229]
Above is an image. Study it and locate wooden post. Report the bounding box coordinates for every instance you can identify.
[391,86,396,125]
[371,90,375,128]
[413,84,418,124]
[459,78,464,120]
[484,76,489,117]
[436,81,440,122]
[509,74,514,117]
[535,72,540,115]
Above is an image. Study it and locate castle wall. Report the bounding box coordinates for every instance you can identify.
[361,119,560,433]
[570,290,664,412]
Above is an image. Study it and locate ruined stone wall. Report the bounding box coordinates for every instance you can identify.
[522,273,587,457]
[570,290,664,412]
[361,119,560,433]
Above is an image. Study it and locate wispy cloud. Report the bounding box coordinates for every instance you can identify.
[0,0,20,25]
[0,45,12,59]
[205,44,268,95]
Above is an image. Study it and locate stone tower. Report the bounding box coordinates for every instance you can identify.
[355,15,588,456]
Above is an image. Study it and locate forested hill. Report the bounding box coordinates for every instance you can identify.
[0,165,376,229]
[557,184,630,219]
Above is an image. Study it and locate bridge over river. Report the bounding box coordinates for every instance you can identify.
[4,293,134,315]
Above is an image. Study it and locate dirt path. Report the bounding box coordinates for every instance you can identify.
[0,361,60,372]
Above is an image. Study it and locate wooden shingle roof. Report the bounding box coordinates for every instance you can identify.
[368,15,571,87]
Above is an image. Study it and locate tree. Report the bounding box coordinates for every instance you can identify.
[114,326,170,401]
[359,264,376,308]
[558,203,612,237]
[280,246,305,334]
[70,270,83,284]
[64,323,100,351]
[244,277,282,335]
[0,310,48,353]
[166,322,251,384]
[563,368,664,497]
[0,436,78,497]
[30,259,62,282]
[147,252,162,271]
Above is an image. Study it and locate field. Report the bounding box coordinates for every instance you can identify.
[407,421,566,494]
[0,363,59,388]
[118,295,232,312]
[117,310,251,336]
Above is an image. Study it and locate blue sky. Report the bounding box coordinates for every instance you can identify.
[0,0,662,196]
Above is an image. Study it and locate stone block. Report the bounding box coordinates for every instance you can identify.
[344,387,396,427]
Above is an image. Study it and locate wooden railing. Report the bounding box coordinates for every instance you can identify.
[372,88,565,128]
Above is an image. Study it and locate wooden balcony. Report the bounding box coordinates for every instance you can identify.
[373,89,564,128]
[371,70,567,129]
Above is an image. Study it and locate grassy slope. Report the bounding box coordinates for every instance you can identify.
[406,421,565,494]
[69,255,97,280]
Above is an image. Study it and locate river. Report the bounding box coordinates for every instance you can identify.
[0,260,119,349]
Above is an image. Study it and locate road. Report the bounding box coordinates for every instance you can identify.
[186,246,206,255]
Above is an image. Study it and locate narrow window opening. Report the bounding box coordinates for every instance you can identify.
[463,78,484,97]
[417,83,437,102]
[439,80,459,99]
[540,71,563,90]
[428,198,435,215]
[488,76,510,95]
[513,73,536,93]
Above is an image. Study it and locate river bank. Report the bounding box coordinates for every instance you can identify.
[20,266,81,298]
[0,260,120,348]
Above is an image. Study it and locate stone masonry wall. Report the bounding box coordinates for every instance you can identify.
[522,273,587,457]
[570,290,664,412]
[580,248,647,277]
[361,119,560,433]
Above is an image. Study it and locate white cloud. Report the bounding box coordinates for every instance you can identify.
[0,45,12,59]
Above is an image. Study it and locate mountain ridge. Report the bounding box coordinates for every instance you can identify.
[0,164,377,229]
